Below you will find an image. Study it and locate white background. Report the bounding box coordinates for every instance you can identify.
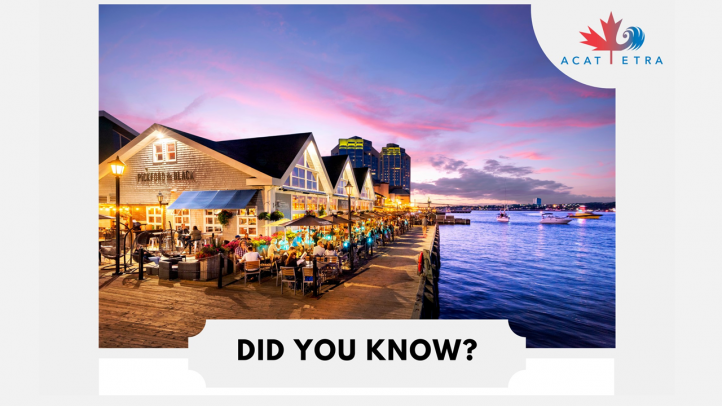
[1,0,721,404]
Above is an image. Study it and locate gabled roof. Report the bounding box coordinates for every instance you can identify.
[353,167,371,189]
[100,110,139,137]
[321,155,350,188]
[159,125,311,179]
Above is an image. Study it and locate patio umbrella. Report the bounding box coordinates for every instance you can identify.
[320,215,353,225]
[99,214,115,220]
[282,215,333,228]
[267,218,291,227]
[359,213,376,220]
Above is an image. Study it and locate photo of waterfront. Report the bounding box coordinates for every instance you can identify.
[438,211,615,348]
[98,5,615,349]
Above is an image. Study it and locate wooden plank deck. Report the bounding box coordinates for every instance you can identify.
[99,225,436,348]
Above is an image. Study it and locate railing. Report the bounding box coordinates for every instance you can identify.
[411,225,441,319]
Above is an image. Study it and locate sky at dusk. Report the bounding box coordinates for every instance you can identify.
[99,5,615,205]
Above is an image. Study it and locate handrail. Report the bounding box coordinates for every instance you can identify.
[411,225,441,319]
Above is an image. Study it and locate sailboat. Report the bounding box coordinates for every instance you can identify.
[496,205,510,222]
[496,182,510,222]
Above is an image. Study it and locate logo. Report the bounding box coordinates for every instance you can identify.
[560,12,662,66]
[580,12,644,64]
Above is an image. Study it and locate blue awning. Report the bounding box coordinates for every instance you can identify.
[168,190,257,210]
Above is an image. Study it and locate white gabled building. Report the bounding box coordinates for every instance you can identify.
[99,123,370,241]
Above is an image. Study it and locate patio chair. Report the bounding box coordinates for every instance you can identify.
[302,267,315,295]
[325,255,340,275]
[99,238,130,271]
[280,267,297,295]
[244,260,261,286]
[98,241,118,270]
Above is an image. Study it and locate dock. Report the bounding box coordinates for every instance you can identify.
[99,225,437,348]
[436,214,470,225]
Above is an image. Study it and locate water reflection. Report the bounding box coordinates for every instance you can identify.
[438,211,616,348]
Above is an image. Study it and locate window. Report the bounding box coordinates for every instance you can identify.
[307,196,318,211]
[204,210,223,233]
[152,140,177,163]
[283,150,318,191]
[237,209,258,237]
[292,195,305,211]
[173,209,190,230]
[147,207,163,229]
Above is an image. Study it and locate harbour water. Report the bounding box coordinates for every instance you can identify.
[437,211,615,348]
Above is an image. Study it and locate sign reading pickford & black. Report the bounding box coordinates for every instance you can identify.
[137,168,196,183]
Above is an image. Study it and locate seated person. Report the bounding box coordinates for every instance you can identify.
[137,245,161,266]
[237,244,260,278]
[234,241,249,269]
[324,242,337,256]
[239,245,261,263]
[283,250,306,289]
[313,240,326,257]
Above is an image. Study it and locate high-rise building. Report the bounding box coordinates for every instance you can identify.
[331,136,380,181]
[533,198,542,206]
[380,143,411,191]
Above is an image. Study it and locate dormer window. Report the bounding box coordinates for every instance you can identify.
[153,140,177,163]
[283,150,319,191]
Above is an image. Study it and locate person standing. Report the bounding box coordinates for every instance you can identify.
[422,215,428,237]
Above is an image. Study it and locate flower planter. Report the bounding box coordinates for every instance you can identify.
[198,254,221,281]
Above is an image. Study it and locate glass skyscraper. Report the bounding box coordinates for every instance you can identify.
[380,143,411,191]
[331,136,380,181]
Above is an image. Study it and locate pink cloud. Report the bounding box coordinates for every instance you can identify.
[571,169,616,179]
[510,151,551,160]
[484,114,614,129]
[535,167,561,174]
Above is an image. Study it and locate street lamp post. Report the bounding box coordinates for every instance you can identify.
[109,156,126,276]
[345,180,354,272]
[157,192,167,230]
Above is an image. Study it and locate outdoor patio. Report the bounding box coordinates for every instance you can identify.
[99,225,434,348]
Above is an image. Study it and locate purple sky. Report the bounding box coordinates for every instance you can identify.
[100,5,615,205]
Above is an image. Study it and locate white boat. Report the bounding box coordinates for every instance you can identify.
[540,213,573,224]
[496,205,510,222]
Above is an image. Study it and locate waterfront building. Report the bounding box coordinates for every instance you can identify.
[380,143,411,191]
[389,187,411,206]
[372,181,410,209]
[533,197,542,206]
[99,124,369,241]
[331,136,380,181]
[352,167,375,212]
[321,155,361,213]
[99,110,138,164]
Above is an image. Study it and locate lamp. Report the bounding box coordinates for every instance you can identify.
[109,156,126,276]
[109,155,126,176]
[345,180,354,271]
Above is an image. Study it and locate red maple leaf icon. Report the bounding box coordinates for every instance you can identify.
[580,12,627,64]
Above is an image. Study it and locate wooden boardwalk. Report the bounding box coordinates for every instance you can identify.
[99,225,436,348]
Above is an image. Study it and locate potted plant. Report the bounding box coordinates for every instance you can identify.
[270,210,285,221]
[305,210,316,217]
[196,245,221,280]
[216,209,234,228]
[257,212,271,221]
[317,207,326,217]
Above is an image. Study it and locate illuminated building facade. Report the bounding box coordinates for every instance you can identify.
[380,143,411,191]
[331,136,380,181]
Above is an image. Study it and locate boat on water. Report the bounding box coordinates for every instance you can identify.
[496,205,510,222]
[540,213,573,224]
[567,205,603,219]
